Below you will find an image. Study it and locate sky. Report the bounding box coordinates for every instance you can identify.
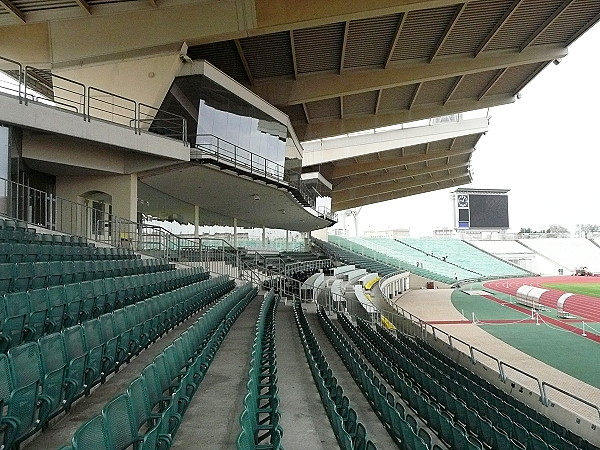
[344,22,600,237]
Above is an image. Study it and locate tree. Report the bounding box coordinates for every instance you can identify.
[519,227,532,234]
[548,224,568,234]
[576,224,600,237]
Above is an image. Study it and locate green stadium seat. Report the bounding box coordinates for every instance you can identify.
[39,332,77,420]
[82,319,106,387]
[12,262,34,292]
[0,264,14,294]
[80,281,97,319]
[102,393,144,450]
[10,243,27,263]
[61,325,89,403]
[6,343,52,447]
[70,414,110,450]
[31,262,49,290]
[0,293,27,351]
[99,313,125,375]
[65,283,85,323]
[28,288,50,339]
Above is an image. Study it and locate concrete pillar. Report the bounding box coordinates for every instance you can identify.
[262,225,266,247]
[285,229,289,251]
[233,217,238,248]
[194,205,200,238]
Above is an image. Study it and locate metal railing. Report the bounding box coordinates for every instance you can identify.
[0,57,188,144]
[24,66,85,114]
[1,54,334,221]
[193,134,285,182]
[192,134,331,213]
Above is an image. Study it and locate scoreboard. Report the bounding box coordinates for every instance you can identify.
[454,189,509,230]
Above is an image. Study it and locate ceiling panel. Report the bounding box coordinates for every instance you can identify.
[187,41,248,83]
[391,5,457,62]
[414,77,461,107]
[293,22,345,74]
[378,84,418,112]
[485,0,565,51]
[239,31,294,79]
[532,0,600,46]
[484,62,546,97]
[305,97,341,121]
[343,91,378,116]
[449,69,504,101]
[344,13,400,69]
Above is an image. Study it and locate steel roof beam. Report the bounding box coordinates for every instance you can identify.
[332,173,471,211]
[475,0,524,57]
[334,161,470,191]
[252,45,567,106]
[326,146,474,179]
[0,0,25,23]
[430,3,466,62]
[73,0,92,15]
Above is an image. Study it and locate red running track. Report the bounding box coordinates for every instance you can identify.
[484,276,600,323]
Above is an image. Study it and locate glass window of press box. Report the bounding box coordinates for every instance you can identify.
[167,75,302,181]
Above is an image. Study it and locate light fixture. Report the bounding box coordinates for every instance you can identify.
[252,194,260,201]
[280,209,286,215]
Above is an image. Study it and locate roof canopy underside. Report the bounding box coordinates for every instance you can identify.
[304,130,484,211]
[2,0,599,216]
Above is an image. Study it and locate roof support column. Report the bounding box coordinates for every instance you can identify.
[262,225,266,247]
[233,217,238,248]
[286,229,289,252]
[194,205,200,239]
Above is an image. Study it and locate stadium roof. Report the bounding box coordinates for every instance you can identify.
[1,0,599,219]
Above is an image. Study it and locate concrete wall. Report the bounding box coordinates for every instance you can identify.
[56,173,137,223]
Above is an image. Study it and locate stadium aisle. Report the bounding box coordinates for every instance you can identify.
[276,303,339,449]
[306,313,399,449]
[170,294,263,448]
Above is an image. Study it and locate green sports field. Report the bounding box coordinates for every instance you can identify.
[541,282,600,298]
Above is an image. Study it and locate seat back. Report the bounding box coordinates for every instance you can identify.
[102,393,139,450]
[71,415,111,450]
[39,333,69,416]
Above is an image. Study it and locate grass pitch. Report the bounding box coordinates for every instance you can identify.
[541,282,600,298]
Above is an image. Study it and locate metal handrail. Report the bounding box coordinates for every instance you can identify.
[24,66,86,117]
[87,86,137,128]
[0,56,22,102]
[193,134,286,182]
[542,381,600,420]
[138,102,187,144]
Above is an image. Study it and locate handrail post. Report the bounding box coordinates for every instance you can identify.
[22,65,28,105]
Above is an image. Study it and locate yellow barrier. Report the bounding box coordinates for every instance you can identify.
[364,277,381,290]
[381,315,396,330]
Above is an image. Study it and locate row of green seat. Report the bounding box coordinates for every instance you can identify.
[0,258,172,294]
[0,267,209,352]
[0,218,91,247]
[356,320,589,450]
[0,275,236,449]
[317,308,433,450]
[237,289,283,449]
[293,301,377,450]
[338,313,482,450]
[0,242,137,264]
[382,326,597,450]
[59,282,258,450]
